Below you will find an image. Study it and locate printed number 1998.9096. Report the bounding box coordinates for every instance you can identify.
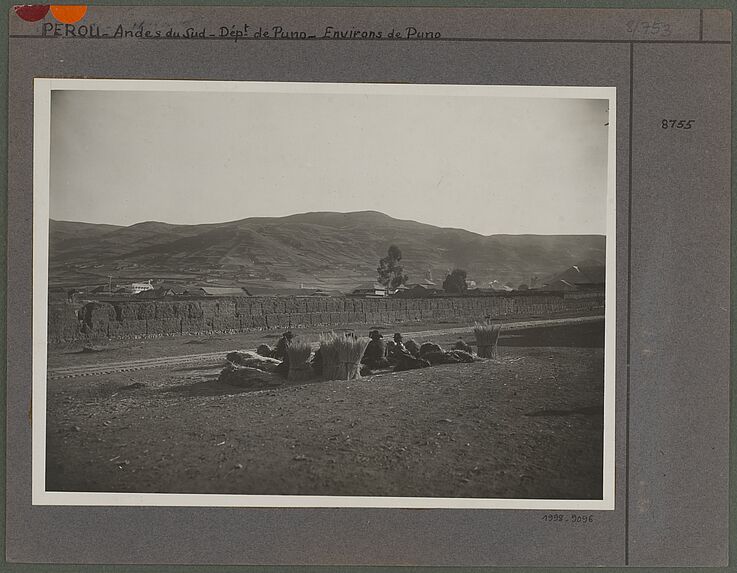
[661,119,695,129]
[542,514,594,523]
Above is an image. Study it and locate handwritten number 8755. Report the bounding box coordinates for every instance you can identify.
[661,119,695,129]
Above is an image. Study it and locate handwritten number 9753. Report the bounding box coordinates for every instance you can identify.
[661,119,695,130]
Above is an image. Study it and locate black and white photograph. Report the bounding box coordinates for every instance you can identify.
[34,80,615,508]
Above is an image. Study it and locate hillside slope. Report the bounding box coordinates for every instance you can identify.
[48,211,605,290]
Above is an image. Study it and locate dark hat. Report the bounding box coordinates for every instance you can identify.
[283,331,294,339]
[393,332,403,341]
[369,330,382,340]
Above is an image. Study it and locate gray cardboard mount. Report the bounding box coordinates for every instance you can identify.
[5,6,732,567]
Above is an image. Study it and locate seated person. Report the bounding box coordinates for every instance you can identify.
[389,333,412,360]
[388,332,426,368]
[271,331,294,361]
[362,330,389,370]
[404,338,421,357]
[393,355,431,372]
[310,347,323,376]
[453,338,473,354]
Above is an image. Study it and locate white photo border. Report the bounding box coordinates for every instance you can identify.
[32,79,617,510]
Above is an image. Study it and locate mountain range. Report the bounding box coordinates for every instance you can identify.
[48,211,605,292]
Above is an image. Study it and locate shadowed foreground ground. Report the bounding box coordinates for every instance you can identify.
[46,322,604,499]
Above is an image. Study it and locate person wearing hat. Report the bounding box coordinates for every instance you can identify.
[388,332,411,361]
[271,330,294,361]
[389,331,431,372]
[272,331,294,377]
[361,330,389,370]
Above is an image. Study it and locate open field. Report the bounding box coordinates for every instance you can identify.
[46,320,605,499]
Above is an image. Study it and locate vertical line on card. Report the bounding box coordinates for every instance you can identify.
[625,41,634,567]
[699,9,704,41]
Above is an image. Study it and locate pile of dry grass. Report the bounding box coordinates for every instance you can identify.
[286,340,314,382]
[473,321,503,359]
[256,344,272,357]
[319,333,369,381]
[219,364,283,389]
[225,350,281,372]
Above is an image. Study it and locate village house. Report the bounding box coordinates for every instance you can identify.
[129,280,154,294]
[188,286,252,297]
[540,279,579,292]
[393,282,444,298]
[487,280,514,292]
[540,261,605,292]
[350,283,388,297]
[135,287,181,299]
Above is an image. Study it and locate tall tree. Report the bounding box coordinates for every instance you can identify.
[443,268,468,294]
[377,245,408,288]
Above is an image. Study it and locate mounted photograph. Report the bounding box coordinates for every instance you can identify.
[33,80,615,508]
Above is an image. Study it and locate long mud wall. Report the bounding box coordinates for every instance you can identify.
[47,292,605,343]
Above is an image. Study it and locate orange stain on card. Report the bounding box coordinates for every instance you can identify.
[50,5,87,24]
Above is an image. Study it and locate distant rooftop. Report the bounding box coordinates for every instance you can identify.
[193,286,251,296]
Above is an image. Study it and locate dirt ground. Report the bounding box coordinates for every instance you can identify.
[46,321,605,499]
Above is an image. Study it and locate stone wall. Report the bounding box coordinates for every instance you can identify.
[47,292,605,343]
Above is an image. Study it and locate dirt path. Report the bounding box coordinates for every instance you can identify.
[48,315,603,380]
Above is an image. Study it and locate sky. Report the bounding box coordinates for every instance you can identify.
[49,87,610,235]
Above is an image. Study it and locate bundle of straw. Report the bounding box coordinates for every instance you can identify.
[286,339,314,382]
[319,332,370,381]
[473,321,503,359]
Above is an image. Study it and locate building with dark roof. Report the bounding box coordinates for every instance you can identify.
[351,283,388,297]
[187,286,251,297]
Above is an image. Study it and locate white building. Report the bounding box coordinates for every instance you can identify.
[131,280,154,294]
